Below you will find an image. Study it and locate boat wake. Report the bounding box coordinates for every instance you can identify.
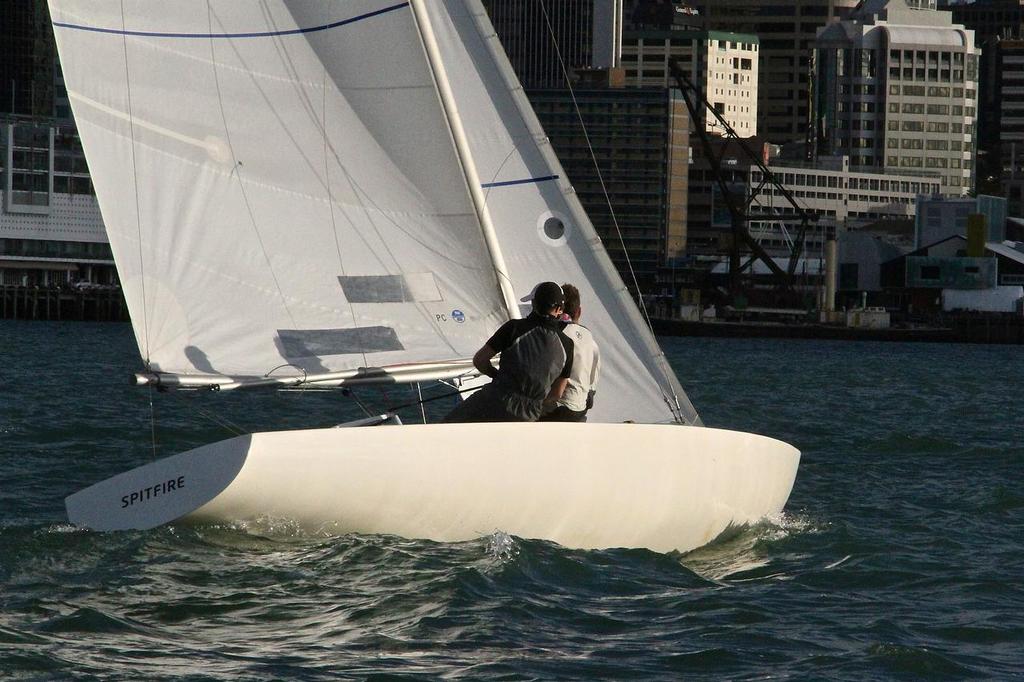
[679,511,824,582]
[484,530,518,563]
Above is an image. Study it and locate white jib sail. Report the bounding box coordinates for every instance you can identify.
[422,1,700,425]
[49,1,510,380]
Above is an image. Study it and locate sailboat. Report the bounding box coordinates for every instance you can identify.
[50,0,799,554]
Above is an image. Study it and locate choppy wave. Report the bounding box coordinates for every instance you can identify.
[2,324,1023,679]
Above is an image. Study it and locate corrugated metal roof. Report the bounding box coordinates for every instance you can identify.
[986,241,1024,265]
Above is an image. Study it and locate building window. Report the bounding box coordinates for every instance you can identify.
[839,263,859,289]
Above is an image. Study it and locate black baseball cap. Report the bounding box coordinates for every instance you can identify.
[529,281,565,311]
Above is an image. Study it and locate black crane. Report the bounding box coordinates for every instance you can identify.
[668,58,819,299]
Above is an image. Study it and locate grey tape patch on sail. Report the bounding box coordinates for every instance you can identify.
[338,273,442,303]
[278,328,404,357]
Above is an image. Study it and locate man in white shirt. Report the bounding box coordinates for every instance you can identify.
[540,284,600,422]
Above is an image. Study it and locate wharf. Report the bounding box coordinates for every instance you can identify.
[651,316,1024,345]
[0,285,127,322]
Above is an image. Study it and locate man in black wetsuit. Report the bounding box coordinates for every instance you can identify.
[442,281,574,422]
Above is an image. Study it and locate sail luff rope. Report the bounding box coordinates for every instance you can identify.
[536,0,655,330]
[118,1,151,366]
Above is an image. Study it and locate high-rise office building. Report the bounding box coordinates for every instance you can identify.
[686,0,861,144]
[528,87,691,288]
[620,4,759,136]
[942,0,1024,45]
[481,0,624,88]
[941,0,1024,195]
[1,0,56,117]
[812,0,979,195]
[997,38,1024,215]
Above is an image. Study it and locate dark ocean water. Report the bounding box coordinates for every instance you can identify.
[1,320,1022,680]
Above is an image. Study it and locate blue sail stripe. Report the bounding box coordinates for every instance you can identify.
[481,175,559,189]
[53,3,409,39]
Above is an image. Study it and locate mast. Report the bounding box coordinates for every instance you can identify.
[407,0,521,320]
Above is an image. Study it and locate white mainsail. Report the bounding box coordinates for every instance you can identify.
[50,1,510,380]
[50,0,699,425]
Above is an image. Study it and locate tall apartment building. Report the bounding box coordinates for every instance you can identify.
[942,0,1024,195]
[528,87,691,289]
[812,0,980,195]
[621,23,759,136]
[942,0,1024,44]
[0,0,55,117]
[686,0,861,144]
[998,39,1024,215]
[481,0,624,88]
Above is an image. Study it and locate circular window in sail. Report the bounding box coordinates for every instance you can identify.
[537,211,571,246]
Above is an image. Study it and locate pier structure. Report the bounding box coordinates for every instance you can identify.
[0,285,126,321]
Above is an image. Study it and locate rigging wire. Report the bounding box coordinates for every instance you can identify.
[163,388,249,437]
[118,1,151,365]
[416,382,427,424]
[536,0,655,330]
[148,387,158,460]
[341,388,375,418]
[206,1,297,328]
[120,1,165,449]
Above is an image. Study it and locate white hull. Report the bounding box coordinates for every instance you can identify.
[66,423,799,554]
